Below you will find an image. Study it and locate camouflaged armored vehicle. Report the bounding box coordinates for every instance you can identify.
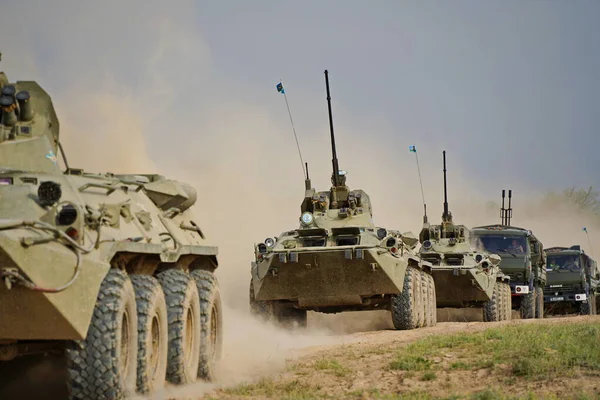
[0,57,222,399]
[471,190,546,319]
[249,70,436,331]
[418,151,511,322]
[544,245,598,315]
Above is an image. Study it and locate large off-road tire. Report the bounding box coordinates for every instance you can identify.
[391,266,421,330]
[581,292,596,315]
[415,268,425,328]
[157,269,201,385]
[66,269,138,400]
[249,280,274,321]
[535,284,544,319]
[483,281,502,322]
[418,270,429,327]
[130,275,168,394]
[422,271,435,327]
[520,288,535,319]
[191,270,224,381]
[497,281,507,321]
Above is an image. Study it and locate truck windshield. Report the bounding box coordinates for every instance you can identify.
[473,235,527,254]
[547,255,581,271]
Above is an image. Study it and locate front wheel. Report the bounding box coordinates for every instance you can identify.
[391,266,421,330]
[520,289,535,319]
[66,269,138,400]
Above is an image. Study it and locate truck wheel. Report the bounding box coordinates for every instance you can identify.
[483,281,501,322]
[66,269,138,400]
[157,269,201,385]
[391,266,420,330]
[130,275,168,394]
[520,291,535,319]
[535,285,544,319]
[191,270,224,381]
[581,292,596,315]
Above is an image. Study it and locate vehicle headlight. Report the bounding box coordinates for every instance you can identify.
[265,237,275,247]
[475,254,484,263]
[300,212,314,226]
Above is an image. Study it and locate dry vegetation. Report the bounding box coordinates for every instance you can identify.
[203,316,600,400]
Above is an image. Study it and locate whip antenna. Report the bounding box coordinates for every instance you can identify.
[409,145,427,222]
[276,79,306,180]
[582,227,594,258]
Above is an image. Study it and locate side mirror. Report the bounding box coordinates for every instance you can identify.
[488,253,502,266]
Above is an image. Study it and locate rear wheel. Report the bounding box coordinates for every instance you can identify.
[422,271,435,327]
[157,269,201,385]
[66,269,138,400]
[391,266,420,330]
[191,270,224,381]
[131,275,168,395]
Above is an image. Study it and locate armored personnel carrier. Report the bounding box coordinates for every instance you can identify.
[471,190,546,319]
[544,245,598,315]
[249,70,436,331]
[418,151,511,322]
[0,56,222,399]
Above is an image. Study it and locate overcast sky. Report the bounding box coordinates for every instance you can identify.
[2,1,599,302]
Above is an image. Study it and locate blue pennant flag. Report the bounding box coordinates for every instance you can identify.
[409,145,416,153]
[276,82,285,94]
[583,227,588,232]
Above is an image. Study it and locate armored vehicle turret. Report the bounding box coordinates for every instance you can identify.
[418,151,511,321]
[0,56,223,399]
[249,70,436,331]
[471,190,547,319]
[543,245,598,315]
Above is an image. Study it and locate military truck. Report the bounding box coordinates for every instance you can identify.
[249,70,436,331]
[418,151,511,322]
[471,190,546,319]
[0,56,222,399]
[544,245,598,315]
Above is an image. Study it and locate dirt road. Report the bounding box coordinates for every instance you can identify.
[196,313,600,400]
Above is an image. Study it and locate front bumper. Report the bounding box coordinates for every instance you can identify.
[543,292,587,302]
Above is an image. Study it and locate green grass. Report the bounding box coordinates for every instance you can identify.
[220,377,329,399]
[387,321,600,380]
